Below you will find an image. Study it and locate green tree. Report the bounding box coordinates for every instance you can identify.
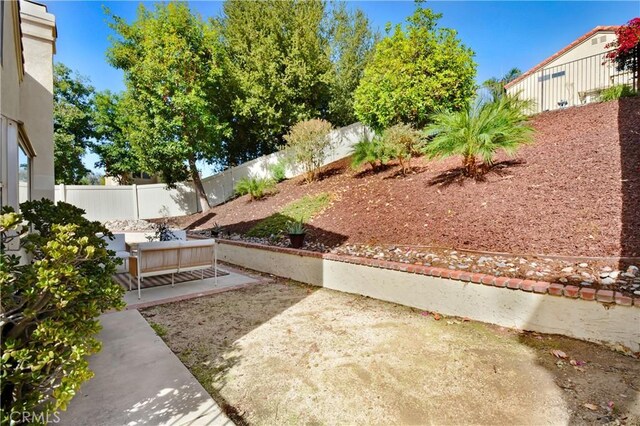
[92,91,142,185]
[424,95,534,178]
[353,6,476,131]
[106,3,228,210]
[326,2,377,127]
[53,63,95,184]
[219,0,333,164]
[482,67,522,100]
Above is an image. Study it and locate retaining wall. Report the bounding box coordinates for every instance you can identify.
[217,239,640,352]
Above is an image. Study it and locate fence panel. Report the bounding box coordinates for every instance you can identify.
[61,185,135,221]
[56,122,371,221]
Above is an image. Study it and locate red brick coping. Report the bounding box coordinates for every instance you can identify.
[217,239,639,307]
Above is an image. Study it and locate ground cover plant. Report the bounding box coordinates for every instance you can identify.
[246,193,331,238]
[0,200,124,424]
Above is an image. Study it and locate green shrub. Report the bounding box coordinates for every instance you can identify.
[424,94,534,178]
[284,119,334,182]
[247,193,331,237]
[269,161,287,183]
[381,123,425,174]
[1,200,124,423]
[350,134,392,172]
[234,177,275,201]
[600,84,637,101]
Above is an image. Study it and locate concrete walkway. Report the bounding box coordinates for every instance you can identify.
[59,307,236,425]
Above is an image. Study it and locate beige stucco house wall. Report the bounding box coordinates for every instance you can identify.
[506,26,633,113]
[1,0,56,210]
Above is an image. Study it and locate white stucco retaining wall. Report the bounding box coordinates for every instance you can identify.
[217,241,640,352]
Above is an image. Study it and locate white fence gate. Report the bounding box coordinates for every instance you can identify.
[55,123,370,221]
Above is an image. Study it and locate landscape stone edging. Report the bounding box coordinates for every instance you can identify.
[217,239,639,307]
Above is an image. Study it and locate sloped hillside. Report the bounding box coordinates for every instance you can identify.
[170,97,640,258]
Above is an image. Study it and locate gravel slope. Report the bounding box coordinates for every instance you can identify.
[168,98,640,258]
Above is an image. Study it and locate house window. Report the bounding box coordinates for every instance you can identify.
[538,74,551,82]
[551,71,566,78]
[18,144,30,204]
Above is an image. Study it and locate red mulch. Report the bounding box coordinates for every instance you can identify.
[165,98,640,258]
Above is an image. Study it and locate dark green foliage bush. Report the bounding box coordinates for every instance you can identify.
[234,177,275,201]
[0,199,124,423]
[350,134,392,172]
[600,84,637,101]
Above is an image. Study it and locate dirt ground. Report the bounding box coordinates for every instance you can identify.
[142,280,640,425]
[165,98,640,259]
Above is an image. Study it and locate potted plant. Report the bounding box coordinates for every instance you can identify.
[286,220,306,249]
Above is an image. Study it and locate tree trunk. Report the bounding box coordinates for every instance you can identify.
[188,155,211,212]
[463,155,477,177]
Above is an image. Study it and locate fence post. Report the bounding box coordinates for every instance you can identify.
[59,184,66,202]
[131,184,139,220]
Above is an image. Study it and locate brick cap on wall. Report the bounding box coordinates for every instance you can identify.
[218,239,639,307]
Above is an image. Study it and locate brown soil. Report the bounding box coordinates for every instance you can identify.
[166,98,640,258]
[142,280,640,425]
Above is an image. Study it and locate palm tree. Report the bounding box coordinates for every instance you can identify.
[424,95,534,178]
[482,68,522,100]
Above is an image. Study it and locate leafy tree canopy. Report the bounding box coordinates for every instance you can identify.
[53,63,96,184]
[106,2,228,209]
[92,90,142,185]
[219,0,376,164]
[354,5,477,131]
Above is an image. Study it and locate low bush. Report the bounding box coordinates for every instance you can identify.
[269,161,287,183]
[381,123,425,174]
[600,84,637,101]
[1,199,124,423]
[350,134,391,172]
[234,177,275,201]
[424,94,534,178]
[284,119,334,182]
[247,193,331,238]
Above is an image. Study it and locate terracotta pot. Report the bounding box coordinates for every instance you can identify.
[289,233,305,249]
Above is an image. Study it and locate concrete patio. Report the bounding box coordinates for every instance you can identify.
[124,266,260,309]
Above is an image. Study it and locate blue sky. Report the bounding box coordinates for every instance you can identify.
[46,0,639,174]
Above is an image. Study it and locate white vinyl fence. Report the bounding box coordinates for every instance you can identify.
[55,123,371,221]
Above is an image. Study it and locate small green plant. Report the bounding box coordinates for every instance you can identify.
[350,134,391,172]
[247,193,331,237]
[600,84,637,101]
[234,177,275,201]
[285,220,306,235]
[424,94,534,178]
[147,221,178,241]
[149,322,168,337]
[1,200,124,422]
[269,160,287,183]
[284,119,334,182]
[381,123,425,174]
